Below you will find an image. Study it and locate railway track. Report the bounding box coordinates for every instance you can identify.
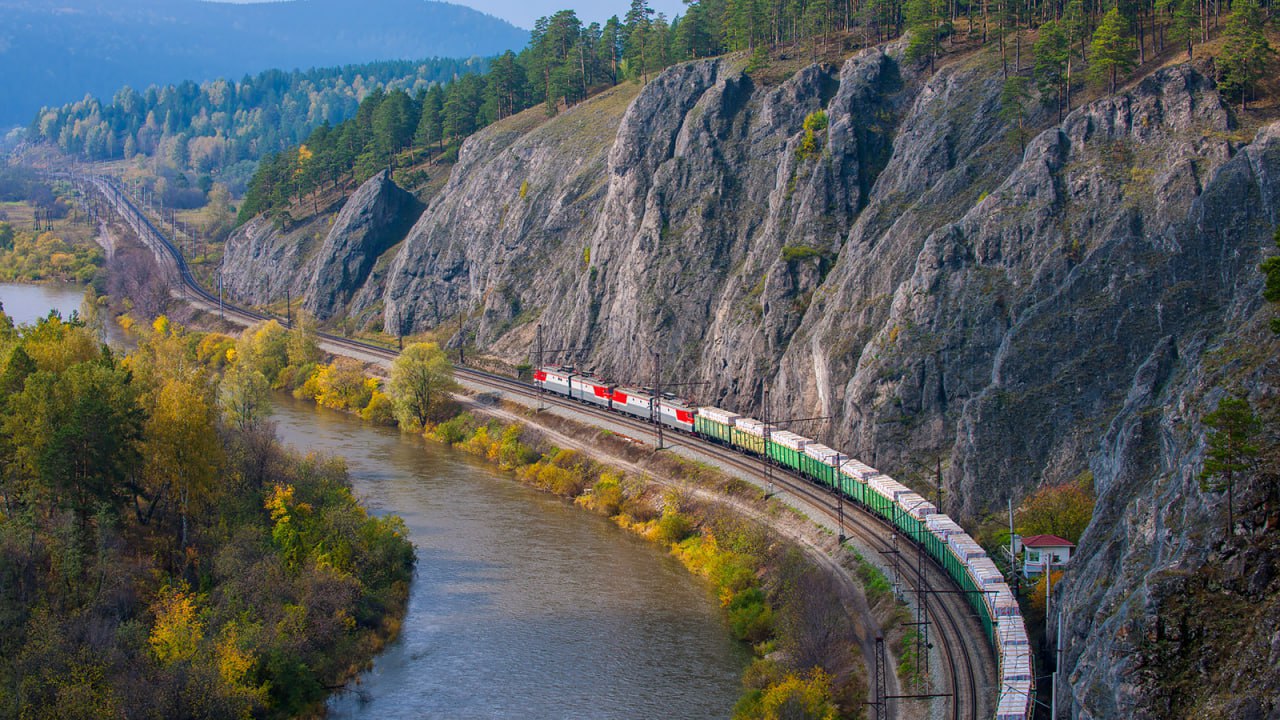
[79,172,993,720]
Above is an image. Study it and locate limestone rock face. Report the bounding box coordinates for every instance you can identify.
[220,169,422,325]
[218,214,324,307]
[304,170,422,320]
[223,50,1280,717]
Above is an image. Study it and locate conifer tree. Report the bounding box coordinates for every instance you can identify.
[1201,395,1260,540]
[1034,19,1070,120]
[1088,7,1136,93]
[1218,0,1275,111]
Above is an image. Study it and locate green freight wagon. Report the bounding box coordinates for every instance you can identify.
[839,459,880,507]
[695,406,739,445]
[863,474,898,523]
[766,431,809,472]
[895,492,936,542]
[924,515,963,571]
[799,444,844,489]
[731,418,769,456]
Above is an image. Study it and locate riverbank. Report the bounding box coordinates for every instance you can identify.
[0,303,416,718]
[141,304,922,718]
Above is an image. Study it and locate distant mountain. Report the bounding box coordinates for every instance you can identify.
[0,0,529,127]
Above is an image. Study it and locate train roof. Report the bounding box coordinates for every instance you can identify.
[698,406,740,425]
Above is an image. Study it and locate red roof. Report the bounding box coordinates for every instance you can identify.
[1021,534,1075,548]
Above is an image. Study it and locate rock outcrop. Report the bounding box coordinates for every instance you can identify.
[222,46,1280,717]
[305,170,422,320]
[221,169,422,325]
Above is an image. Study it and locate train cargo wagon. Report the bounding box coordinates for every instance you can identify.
[992,589,1022,620]
[895,492,936,541]
[731,418,769,456]
[767,431,809,471]
[996,617,1030,650]
[863,474,897,521]
[834,458,865,499]
[840,460,879,506]
[800,444,843,488]
[695,407,738,444]
[996,690,1033,720]
[611,387,654,420]
[869,475,913,504]
[657,399,696,432]
[569,374,615,408]
[535,366,573,397]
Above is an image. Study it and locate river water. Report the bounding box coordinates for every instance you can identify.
[0,282,90,326]
[0,282,749,718]
[272,390,750,717]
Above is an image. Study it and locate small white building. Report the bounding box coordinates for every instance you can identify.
[1019,534,1075,576]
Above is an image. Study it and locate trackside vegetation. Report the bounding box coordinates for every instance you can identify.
[0,306,414,718]
[430,413,868,719]
[233,320,876,719]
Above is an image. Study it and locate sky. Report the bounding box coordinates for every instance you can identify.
[212,0,690,29]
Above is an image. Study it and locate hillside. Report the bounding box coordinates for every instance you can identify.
[0,0,527,128]
[217,33,1280,716]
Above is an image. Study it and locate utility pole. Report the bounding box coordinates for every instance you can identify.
[762,387,775,498]
[832,455,846,543]
[1052,611,1062,720]
[1009,497,1020,595]
[935,456,945,514]
[458,305,465,365]
[652,350,664,451]
[218,276,224,319]
[536,323,544,411]
[286,289,292,328]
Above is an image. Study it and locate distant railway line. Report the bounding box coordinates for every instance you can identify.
[78,171,1011,720]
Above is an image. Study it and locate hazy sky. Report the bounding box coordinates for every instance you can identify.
[212,1,690,29]
[455,1,688,27]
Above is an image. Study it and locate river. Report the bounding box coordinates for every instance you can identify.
[271,395,750,719]
[0,282,750,718]
[0,282,89,326]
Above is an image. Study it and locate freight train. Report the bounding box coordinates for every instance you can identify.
[535,365,1033,720]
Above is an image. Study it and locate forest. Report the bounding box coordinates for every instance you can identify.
[236,0,1275,222]
[28,57,489,193]
[0,305,415,718]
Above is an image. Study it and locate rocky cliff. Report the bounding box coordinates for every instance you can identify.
[221,169,423,326]
[221,45,1280,718]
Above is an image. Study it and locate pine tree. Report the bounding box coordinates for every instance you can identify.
[999,75,1031,152]
[1161,0,1199,60]
[905,0,944,70]
[1201,395,1260,540]
[415,85,445,152]
[1034,19,1070,120]
[1218,0,1275,111]
[1088,7,1136,94]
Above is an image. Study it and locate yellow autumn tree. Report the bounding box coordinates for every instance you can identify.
[149,584,204,664]
[741,668,840,720]
[1015,473,1096,543]
[142,377,224,549]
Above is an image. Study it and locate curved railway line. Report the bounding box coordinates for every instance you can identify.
[78,172,998,720]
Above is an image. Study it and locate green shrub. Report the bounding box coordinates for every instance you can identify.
[432,413,476,445]
[655,511,695,546]
[727,587,774,643]
[781,244,823,263]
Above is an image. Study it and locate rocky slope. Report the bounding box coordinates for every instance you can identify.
[221,45,1280,718]
[221,170,424,326]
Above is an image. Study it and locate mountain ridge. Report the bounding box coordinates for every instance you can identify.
[0,0,528,127]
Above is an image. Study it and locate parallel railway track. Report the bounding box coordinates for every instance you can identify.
[80,172,992,720]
